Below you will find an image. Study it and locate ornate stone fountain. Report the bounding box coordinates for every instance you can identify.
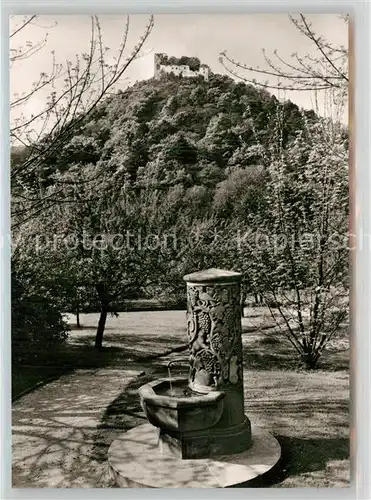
[108,269,281,488]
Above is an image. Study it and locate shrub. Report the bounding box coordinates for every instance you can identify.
[12,271,70,358]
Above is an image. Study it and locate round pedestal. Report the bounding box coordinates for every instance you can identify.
[108,423,281,488]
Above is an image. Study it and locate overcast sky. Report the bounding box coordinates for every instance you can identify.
[10,14,348,126]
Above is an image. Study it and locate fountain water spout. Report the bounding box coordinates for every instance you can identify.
[167,358,189,395]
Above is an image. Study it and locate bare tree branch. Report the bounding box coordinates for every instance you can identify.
[11,15,155,229]
[219,14,348,94]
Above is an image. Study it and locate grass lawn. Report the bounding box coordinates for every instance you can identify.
[243,369,349,487]
[12,307,349,488]
[12,310,188,398]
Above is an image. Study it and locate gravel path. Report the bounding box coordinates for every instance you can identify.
[12,365,349,489]
[12,368,145,488]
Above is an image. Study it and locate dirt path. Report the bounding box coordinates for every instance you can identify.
[12,367,145,488]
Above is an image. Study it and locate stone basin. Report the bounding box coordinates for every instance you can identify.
[139,377,225,433]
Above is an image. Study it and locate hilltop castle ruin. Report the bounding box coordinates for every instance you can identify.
[154,53,210,81]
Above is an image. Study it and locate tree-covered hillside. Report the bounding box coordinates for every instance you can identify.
[13,70,314,204]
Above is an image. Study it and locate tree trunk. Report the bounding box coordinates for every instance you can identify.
[301,352,318,370]
[76,304,81,328]
[95,283,109,348]
[95,307,108,348]
[241,290,247,317]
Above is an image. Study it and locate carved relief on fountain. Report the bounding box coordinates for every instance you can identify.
[186,281,243,392]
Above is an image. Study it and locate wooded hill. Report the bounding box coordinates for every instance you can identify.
[12,69,316,205]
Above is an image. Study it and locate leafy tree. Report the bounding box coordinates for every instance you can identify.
[237,113,348,368]
[212,165,266,218]
[33,160,174,348]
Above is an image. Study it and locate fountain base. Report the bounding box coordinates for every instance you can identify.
[159,416,252,459]
[108,423,281,488]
